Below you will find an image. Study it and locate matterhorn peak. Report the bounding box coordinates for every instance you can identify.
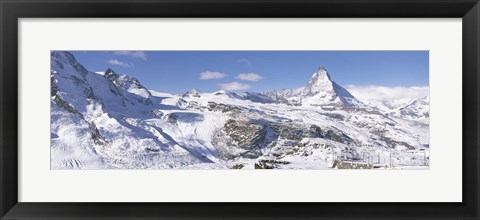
[313,65,331,81]
[301,65,362,108]
[302,65,334,97]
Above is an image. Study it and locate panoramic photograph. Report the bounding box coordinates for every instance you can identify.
[50,51,429,169]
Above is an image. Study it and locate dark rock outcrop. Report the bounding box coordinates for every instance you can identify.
[212,119,267,159]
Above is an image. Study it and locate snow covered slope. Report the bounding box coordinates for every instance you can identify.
[346,85,429,122]
[51,51,212,169]
[51,51,429,169]
[390,96,430,124]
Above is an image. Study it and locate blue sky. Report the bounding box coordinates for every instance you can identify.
[69,51,429,94]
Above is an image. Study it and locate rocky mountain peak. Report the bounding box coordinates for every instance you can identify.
[302,65,334,97]
[51,51,89,76]
[105,68,115,74]
[301,65,362,108]
[183,88,201,98]
[189,88,201,94]
[51,51,77,65]
[104,68,119,80]
[313,65,331,81]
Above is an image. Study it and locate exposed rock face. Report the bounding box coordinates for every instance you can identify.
[378,134,415,150]
[307,125,323,138]
[90,122,107,145]
[212,119,267,159]
[324,128,355,145]
[53,96,82,116]
[207,102,242,113]
[104,68,150,96]
[51,51,89,76]
[254,159,290,169]
[271,124,305,140]
[104,68,153,104]
[152,109,164,117]
[165,113,178,124]
[211,114,359,162]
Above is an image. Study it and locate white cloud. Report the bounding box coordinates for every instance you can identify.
[237,58,252,67]
[113,51,148,60]
[219,82,252,91]
[199,71,227,80]
[107,59,131,67]
[236,73,263,82]
[346,85,429,103]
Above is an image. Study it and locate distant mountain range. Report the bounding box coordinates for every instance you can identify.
[50,51,429,169]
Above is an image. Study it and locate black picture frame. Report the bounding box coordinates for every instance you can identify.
[1,0,479,219]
